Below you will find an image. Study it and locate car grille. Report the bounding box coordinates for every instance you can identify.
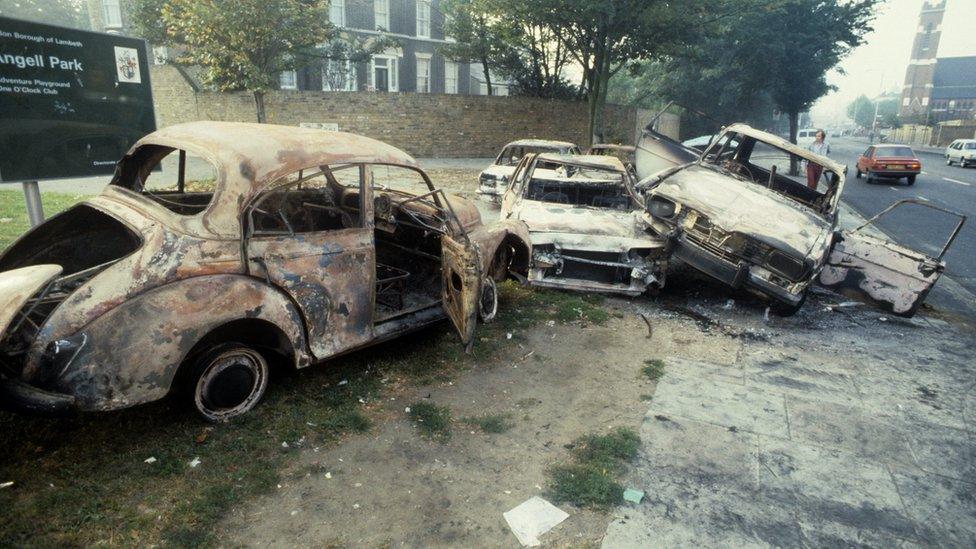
[543,250,631,285]
[685,215,769,264]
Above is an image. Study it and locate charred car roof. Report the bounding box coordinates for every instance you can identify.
[536,153,627,173]
[504,139,578,149]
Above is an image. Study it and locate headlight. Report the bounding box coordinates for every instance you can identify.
[766,251,806,281]
[36,333,88,386]
[646,196,677,218]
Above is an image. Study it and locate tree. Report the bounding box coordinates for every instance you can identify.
[439,0,509,95]
[744,0,879,144]
[141,0,334,123]
[847,94,874,129]
[847,94,899,130]
[491,0,577,99]
[0,0,88,28]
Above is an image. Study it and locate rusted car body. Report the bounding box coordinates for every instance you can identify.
[477,139,580,202]
[499,154,666,296]
[636,123,964,316]
[0,122,530,420]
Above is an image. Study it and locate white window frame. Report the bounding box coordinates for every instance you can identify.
[416,0,431,38]
[329,0,346,27]
[374,0,390,30]
[371,54,398,92]
[416,54,431,93]
[103,0,123,28]
[444,60,458,94]
[322,59,356,91]
[279,70,298,90]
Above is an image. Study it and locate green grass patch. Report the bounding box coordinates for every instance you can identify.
[546,427,640,509]
[462,413,514,434]
[0,191,87,251]
[407,402,453,441]
[641,359,666,381]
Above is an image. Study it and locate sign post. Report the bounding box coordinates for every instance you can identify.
[0,16,156,224]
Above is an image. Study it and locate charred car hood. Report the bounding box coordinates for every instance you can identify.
[654,165,831,257]
[516,200,661,252]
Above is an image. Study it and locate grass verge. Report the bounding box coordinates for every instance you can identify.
[462,413,514,434]
[546,427,640,509]
[0,191,87,251]
[641,359,666,381]
[407,402,453,441]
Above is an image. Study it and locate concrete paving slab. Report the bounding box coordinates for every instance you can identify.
[892,469,976,547]
[650,373,790,439]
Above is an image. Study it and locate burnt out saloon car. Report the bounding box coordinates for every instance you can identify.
[0,122,530,420]
[499,154,666,296]
[636,123,964,316]
[478,139,581,202]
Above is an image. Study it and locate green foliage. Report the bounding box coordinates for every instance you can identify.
[0,0,88,29]
[547,427,640,508]
[408,402,453,441]
[641,359,665,381]
[462,413,514,433]
[848,94,900,129]
[439,0,510,94]
[0,191,85,251]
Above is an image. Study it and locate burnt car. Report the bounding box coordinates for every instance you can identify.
[499,154,666,296]
[0,122,530,420]
[478,139,581,202]
[636,123,965,316]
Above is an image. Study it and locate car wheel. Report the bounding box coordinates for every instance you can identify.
[946,156,953,166]
[191,343,269,422]
[865,172,874,184]
[855,168,862,179]
[770,289,808,317]
[478,276,498,323]
[906,175,916,185]
[963,159,971,168]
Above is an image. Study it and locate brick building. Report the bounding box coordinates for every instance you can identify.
[899,0,976,123]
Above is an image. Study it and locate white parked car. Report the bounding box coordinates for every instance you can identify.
[477,139,580,202]
[796,128,819,147]
[945,139,976,168]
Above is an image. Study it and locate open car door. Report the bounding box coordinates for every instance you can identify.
[441,235,482,349]
[818,200,966,317]
[635,101,709,181]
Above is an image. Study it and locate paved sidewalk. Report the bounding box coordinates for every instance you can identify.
[602,305,976,547]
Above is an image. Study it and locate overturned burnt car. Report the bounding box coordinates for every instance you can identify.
[0,122,530,420]
[499,154,666,296]
[636,123,965,316]
[477,139,580,202]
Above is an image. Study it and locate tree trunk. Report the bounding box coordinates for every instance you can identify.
[788,110,799,175]
[482,57,493,96]
[254,91,267,123]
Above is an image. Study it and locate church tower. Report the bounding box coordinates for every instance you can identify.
[899,0,947,120]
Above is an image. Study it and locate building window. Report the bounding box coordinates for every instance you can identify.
[323,59,356,91]
[903,97,910,106]
[279,70,298,90]
[444,60,458,94]
[416,55,431,93]
[374,0,389,30]
[371,55,398,92]
[330,0,346,27]
[922,97,929,106]
[103,0,122,28]
[416,0,431,38]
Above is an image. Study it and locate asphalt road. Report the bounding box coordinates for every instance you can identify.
[830,137,976,318]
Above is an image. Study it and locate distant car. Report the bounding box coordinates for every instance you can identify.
[855,145,921,185]
[796,128,819,147]
[945,139,976,168]
[478,140,581,202]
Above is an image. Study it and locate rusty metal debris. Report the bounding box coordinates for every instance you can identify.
[0,121,531,421]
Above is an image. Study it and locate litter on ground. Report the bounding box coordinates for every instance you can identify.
[503,496,570,547]
[623,488,645,504]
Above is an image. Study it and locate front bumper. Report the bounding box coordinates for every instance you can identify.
[529,248,664,296]
[0,374,77,416]
[672,234,806,305]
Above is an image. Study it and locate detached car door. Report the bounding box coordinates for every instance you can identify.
[818,200,966,317]
[441,234,482,348]
[245,165,375,358]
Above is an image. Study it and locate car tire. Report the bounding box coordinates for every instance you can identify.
[946,156,953,166]
[906,175,916,185]
[855,168,862,179]
[770,290,807,317]
[478,276,498,323]
[865,172,874,184]
[963,159,971,168]
[190,343,269,422]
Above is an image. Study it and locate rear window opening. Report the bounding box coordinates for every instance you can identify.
[523,160,633,209]
[110,145,219,215]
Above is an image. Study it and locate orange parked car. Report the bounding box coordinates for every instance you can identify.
[855,144,921,185]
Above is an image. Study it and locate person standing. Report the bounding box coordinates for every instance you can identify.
[805,129,830,190]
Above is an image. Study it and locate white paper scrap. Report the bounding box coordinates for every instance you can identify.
[503,496,569,547]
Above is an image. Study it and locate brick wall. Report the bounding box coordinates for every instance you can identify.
[150,65,639,157]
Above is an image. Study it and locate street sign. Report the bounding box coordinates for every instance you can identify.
[0,16,156,184]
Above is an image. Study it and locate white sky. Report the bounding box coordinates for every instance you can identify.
[810,0,976,126]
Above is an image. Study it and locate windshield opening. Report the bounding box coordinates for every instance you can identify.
[701,131,839,214]
[110,144,219,215]
[523,159,633,210]
[496,144,576,166]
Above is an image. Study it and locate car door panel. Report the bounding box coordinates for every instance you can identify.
[441,234,481,348]
[818,200,966,317]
